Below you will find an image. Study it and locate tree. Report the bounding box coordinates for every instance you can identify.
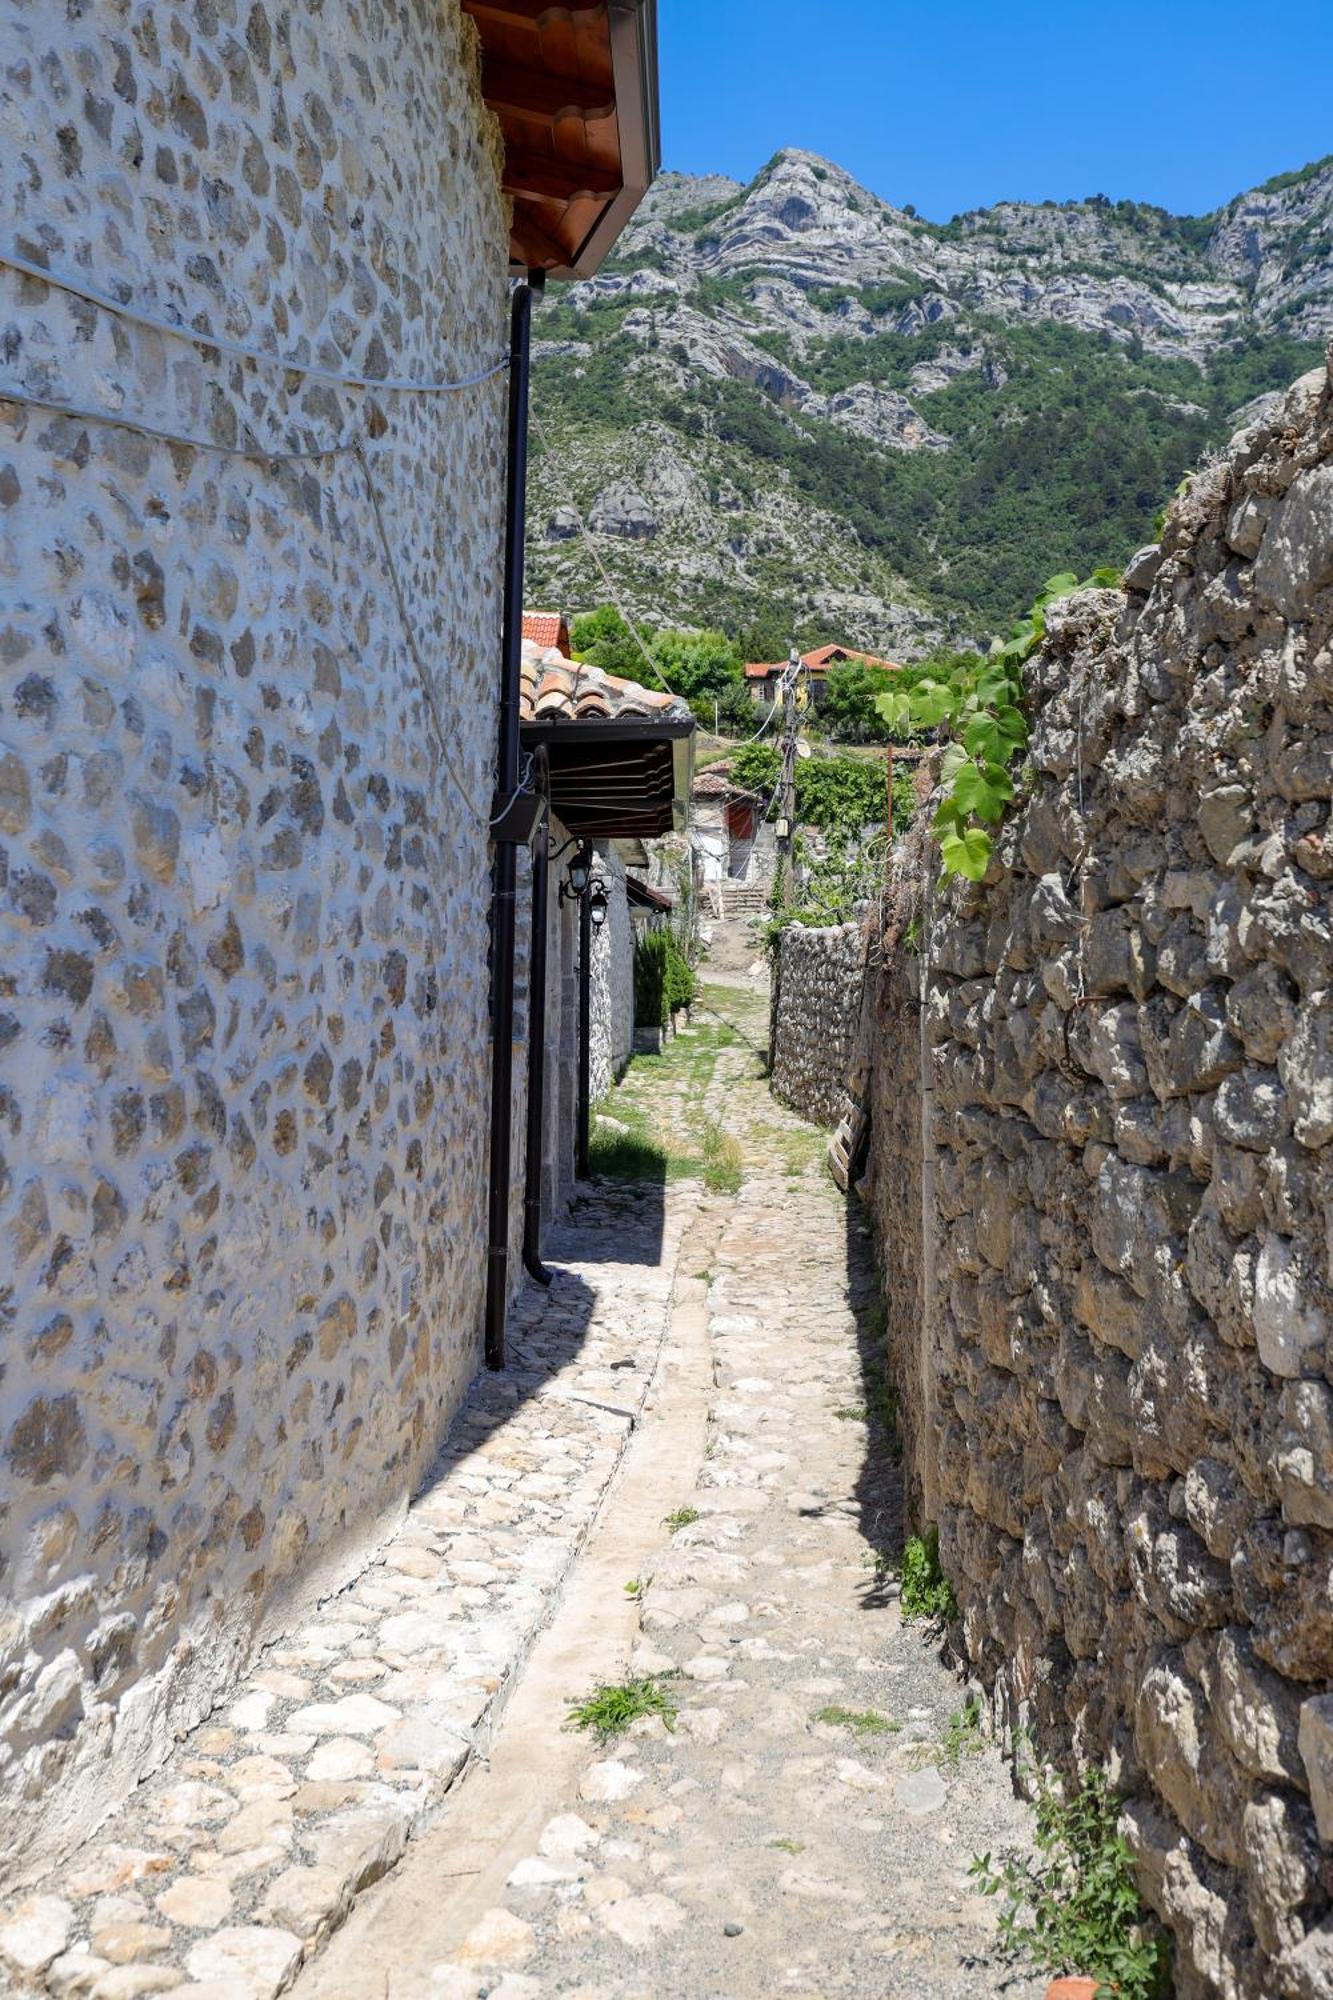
[569,604,650,677]
[650,627,743,704]
[822,660,897,742]
[708,681,759,735]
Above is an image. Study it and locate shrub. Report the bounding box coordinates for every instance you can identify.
[971,1765,1172,2000]
[634,930,695,1028]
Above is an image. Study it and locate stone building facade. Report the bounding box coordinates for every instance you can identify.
[866,354,1333,1999]
[588,842,634,1106]
[0,0,512,1888]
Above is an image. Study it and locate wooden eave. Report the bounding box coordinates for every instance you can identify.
[521,714,694,837]
[463,0,660,279]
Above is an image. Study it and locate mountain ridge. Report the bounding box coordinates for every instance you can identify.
[527,147,1333,655]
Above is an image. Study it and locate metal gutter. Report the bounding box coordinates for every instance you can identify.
[522,755,554,1287]
[576,877,592,1180]
[484,276,538,1373]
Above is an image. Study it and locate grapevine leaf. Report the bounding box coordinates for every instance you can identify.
[963,715,1004,764]
[940,826,993,881]
[940,741,970,783]
[909,681,959,728]
[875,689,913,729]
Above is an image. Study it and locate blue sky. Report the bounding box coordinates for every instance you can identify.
[660,1,1333,220]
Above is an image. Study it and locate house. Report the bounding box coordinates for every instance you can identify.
[522,609,573,657]
[690,762,775,912]
[0,0,660,1889]
[745,643,901,706]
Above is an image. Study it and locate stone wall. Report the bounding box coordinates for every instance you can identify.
[866,352,1333,1999]
[589,842,633,1105]
[0,0,508,1886]
[770,920,866,1129]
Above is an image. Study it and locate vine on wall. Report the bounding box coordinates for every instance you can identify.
[876,570,1120,879]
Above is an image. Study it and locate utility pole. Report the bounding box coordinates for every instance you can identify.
[775,644,800,910]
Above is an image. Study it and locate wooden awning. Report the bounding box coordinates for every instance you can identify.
[530,723,692,838]
[463,0,660,278]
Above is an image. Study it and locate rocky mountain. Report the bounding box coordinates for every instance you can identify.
[526,147,1333,654]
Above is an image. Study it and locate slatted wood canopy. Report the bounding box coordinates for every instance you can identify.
[462,0,660,278]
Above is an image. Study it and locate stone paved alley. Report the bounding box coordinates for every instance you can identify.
[296,958,1043,2000]
[1,946,1040,2000]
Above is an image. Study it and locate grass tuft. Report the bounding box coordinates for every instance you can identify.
[662,1505,700,1531]
[813,1705,901,1736]
[940,1697,985,1768]
[567,1675,678,1742]
[702,1119,744,1195]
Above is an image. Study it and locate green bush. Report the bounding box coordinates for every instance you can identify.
[634,930,695,1028]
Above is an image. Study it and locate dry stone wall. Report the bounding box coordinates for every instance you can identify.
[770,919,866,1129]
[0,0,508,1886]
[868,350,1333,2000]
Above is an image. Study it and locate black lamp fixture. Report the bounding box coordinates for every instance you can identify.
[588,880,610,930]
[555,837,593,906]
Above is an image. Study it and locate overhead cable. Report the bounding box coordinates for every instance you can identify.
[1,246,509,394]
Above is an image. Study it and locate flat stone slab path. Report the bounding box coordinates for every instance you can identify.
[301,976,1043,2000]
[0,1192,690,1998]
[4,966,1041,1999]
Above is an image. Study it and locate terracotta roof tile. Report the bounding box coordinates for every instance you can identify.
[520,642,693,727]
[522,610,569,653]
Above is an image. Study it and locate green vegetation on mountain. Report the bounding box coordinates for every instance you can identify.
[528,148,1331,655]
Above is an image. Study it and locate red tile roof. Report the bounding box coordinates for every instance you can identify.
[691,761,761,803]
[522,610,570,655]
[744,645,901,681]
[520,642,692,726]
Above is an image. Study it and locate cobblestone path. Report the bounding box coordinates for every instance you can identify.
[300,975,1042,2000]
[2,969,1040,2000]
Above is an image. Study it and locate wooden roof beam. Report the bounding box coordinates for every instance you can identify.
[481,57,615,121]
[502,149,622,201]
[509,208,575,269]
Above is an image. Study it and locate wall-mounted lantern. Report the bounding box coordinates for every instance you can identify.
[557,840,593,906]
[588,881,610,930]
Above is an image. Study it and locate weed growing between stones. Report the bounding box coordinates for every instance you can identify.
[701,1120,744,1195]
[940,1698,985,1768]
[833,1402,868,1421]
[662,1506,700,1531]
[865,1364,901,1461]
[623,1578,643,1599]
[768,1837,805,1855]
[813,1706,901,1736]
[898,1528,959,1624]
[567,1675,679,1742]
[587,1126,673,1181]
[970,1765,1172,2000]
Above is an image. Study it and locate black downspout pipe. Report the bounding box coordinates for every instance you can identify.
[576,858,592,1180]
[522,761,554,1286]
[485,276,537,1371]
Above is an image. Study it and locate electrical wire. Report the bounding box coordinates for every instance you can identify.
[354,443,496,824]
[0,379,360,462]
[1,247,509,394]
[528,409,796,757]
